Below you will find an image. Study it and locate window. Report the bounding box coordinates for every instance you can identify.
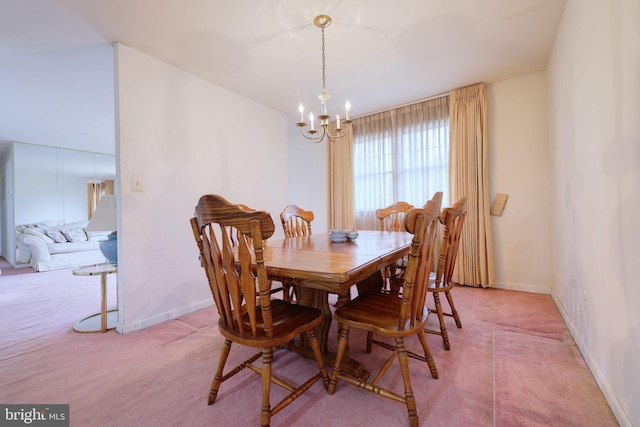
[352,96,449,230]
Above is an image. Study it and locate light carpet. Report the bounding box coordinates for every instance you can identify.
[0,259,618,426]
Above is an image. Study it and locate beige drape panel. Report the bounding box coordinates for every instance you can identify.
[449,83,495,287]
[327,122,355,230]
[88,185,95,219]
[102,180,115,196]
[87,180,115,219]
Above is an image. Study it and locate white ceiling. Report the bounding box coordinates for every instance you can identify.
[0,0,566,154]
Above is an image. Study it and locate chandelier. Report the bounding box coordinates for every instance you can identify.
[296,15,352,143]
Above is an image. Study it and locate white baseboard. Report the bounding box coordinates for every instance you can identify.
[13,263,32,269]
[549,291,631,427]
[116,299,213,334]
[493,281,551,295]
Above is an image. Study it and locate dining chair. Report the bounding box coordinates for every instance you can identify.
[280,203,314,237]
[375,201,415,293]
[191,194,329,427]
[364,192,443,350]
[375,201,415,232]
[279,204,315,302]
[424,196,467,351]
[328,196,442,427]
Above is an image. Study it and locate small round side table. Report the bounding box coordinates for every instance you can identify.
[72,263,118,333]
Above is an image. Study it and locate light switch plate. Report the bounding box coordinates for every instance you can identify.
[131,176,144,192]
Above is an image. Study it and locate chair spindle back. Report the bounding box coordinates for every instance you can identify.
[433,197,467,289]
[191,194,275,338]
[396,197,441,329]
[375,201,415,232]
[280,204,314,237]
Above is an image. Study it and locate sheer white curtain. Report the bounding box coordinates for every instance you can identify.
[352,96,450,230]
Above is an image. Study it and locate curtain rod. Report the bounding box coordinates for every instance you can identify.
[351,91,448,120]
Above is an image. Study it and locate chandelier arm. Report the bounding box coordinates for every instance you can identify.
[299,125,327,143]
[326,125,349,142]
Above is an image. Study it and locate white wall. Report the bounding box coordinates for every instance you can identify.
[0,149,14,261]
[13,144,113,225]
[0,44,116,155]
[14,144,60,224]
[547,0,639,425]
[488,72,553,293]
[287,127,329,233]
[115,43,289,332]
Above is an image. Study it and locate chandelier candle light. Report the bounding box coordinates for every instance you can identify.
[297,15,352,143]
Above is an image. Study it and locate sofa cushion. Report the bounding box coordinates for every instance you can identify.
[44,229,68,243]
[48,241,101,255]
[61,227,88,242]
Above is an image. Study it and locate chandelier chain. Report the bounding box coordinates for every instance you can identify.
[321,26,326,93]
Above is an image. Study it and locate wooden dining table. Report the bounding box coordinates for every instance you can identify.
[263,230,413,379]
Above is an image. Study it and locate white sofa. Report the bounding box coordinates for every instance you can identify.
[16,221,110,272]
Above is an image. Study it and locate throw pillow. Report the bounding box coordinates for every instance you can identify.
[23,228,56,244]
[62,228,88,242]
[44,229,68,243]
[86,231,111,242]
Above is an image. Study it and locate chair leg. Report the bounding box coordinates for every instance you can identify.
[396,337,419,427]
[445,290,462,328]
[209,339,232,405]
[366,331,373,353]
[417,330,439,379]
[307,329,330,390]
[328,325,350,394]
[260,348,273,427]
[432,292,451,350]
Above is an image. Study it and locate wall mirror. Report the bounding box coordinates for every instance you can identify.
[10,142,116,267]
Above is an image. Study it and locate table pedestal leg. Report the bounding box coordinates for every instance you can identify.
[292,286,368,380]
